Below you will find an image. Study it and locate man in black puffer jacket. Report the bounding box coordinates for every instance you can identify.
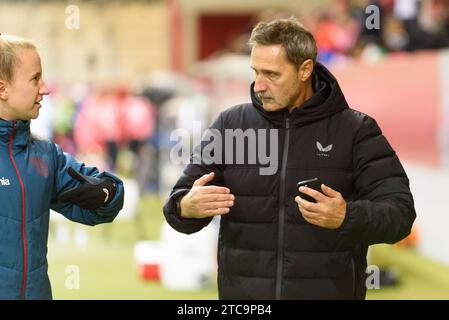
[163,18,416,299]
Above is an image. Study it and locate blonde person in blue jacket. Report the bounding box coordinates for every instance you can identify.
[0,35,125,299]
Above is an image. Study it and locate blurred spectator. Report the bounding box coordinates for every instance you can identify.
[52,85,78,155]
[314,0,360,63]
[121,87,157,192]
[213,0,449,66]
[140,71,193,193]
[355,0,448,60]
[73,83,156,191]
[74,84,113,163]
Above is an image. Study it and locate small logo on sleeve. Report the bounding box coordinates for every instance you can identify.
[0,177,11,186]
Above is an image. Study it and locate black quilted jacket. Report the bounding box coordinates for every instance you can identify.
[163,63,416,300]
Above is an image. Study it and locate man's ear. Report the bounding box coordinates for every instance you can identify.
[0,80,8,100]
[298,59,314,82]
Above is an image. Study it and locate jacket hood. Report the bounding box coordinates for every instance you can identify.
[0,119,31,148]
[250,62,349,127]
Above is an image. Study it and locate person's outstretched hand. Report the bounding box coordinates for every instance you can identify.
[58,167,116,210]
[180,172,234,219]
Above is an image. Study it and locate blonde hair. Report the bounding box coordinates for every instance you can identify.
[0,34,36,82]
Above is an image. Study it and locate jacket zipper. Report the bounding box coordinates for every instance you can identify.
[8,121,27,300]
[275,117,290,300]
[350,256,356,298]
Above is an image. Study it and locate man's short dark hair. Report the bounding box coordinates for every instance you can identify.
[248,17,317,68]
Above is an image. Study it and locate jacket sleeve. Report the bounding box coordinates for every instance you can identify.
[50,144,125,226]
[163,113,225,234]
[337,115,416,246]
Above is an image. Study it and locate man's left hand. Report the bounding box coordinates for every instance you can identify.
[294,184,346,229]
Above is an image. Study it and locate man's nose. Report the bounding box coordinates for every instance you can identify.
[254,75,267,93]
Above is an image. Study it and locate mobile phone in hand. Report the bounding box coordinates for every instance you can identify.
[296,177,322,203]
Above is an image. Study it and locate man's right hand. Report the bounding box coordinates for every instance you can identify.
[180,172,234,218]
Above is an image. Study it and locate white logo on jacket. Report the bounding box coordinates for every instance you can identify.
[316,141,333,157]
[0,177,10,186]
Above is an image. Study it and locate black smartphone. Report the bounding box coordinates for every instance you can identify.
[296,177,322,203]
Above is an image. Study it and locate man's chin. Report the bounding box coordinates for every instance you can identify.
[262,103,282,112]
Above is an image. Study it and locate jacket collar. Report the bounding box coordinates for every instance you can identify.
[0,119,31,148]
[250,62,349,128]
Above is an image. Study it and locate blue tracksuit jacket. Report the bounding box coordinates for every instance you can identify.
[0,119,124,299]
